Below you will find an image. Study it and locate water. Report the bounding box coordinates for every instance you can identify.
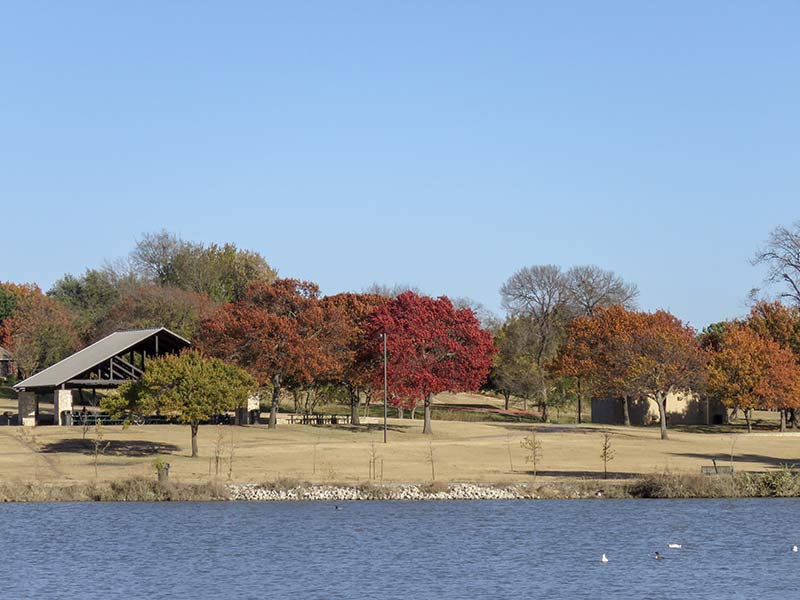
[2,499,799,599]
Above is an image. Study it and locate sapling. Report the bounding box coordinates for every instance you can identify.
[520,428,543,478]
[601,430,615,479]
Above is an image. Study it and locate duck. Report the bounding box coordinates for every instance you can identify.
[793,545,798,553]
[601,554,609,563]
[335,505,343,510]
[654,552,665,560]
[668,544,682,549]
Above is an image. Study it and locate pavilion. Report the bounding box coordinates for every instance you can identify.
[13,328,191,426]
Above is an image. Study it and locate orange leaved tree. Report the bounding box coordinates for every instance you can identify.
[623,311,706,440]
[707,324,800,432]
[551,305,641,425]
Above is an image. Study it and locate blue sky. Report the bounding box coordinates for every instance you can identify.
[2,2,799,328]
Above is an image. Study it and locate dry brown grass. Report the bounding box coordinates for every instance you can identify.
[0,418,799,487]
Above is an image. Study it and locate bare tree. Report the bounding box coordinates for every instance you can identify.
[500,266,569,419]
[600,430,615,479]
[754,222,800,304]
[451,296,501,332]
[130,230,192,284]
[362,282,422,298]
[565,265,639,316]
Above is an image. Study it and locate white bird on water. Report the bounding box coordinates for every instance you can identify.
[668,544,682,549]
[793,545,798,553]
[601,554,609,563]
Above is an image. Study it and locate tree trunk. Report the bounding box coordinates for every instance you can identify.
[522,397,528,412]
[780,409,787,433]
[269,375,281,429]
[503,392,510,411]
[576,379,582,424]
[656,391,668,440]
[622,396,631,426]
[398,406,404,419]
[790,408,798,429]
[744,409,752,433]
[540,382,549,423]
[190,422,199,458]
[363,395,371,418]
[422,394,433,435]
[540,402,549,423]
[350,388,361,426]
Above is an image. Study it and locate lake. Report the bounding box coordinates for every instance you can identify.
[3,499,799,599]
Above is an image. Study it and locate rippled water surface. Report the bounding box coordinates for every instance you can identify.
[3,499,800,599]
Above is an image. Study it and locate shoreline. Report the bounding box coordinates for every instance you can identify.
[2,471,800,502]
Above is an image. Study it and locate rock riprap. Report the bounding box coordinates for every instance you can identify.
[228,483,522,502]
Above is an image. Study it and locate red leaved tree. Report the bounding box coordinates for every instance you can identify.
[319,293,386,425]
[199,279,335,428]
[363,292,495,434]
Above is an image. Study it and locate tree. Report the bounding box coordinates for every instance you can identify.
[451,297,501,332]
[48,268,124,342]
[551,306,641,426]
[490,316,544,412]
[319,293,386,425]
[501,265,569,420]
[363,282,422,298]
[624,311,706,440]
[129,230,188,284]
[362,292,495,434]
[200,279,335,428]
[746,301,800,357]
[95,283,216,340]
[745,301,800,428]
[107,350,255,457]
[130,230,276,302]
[754,222,800,304]
[564,265,639,316]
[706,325,800,432]
[0,282,39,330]
[0,287,79,378]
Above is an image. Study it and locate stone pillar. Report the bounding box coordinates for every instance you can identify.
[247,395,260,425]
[53,389,74,426]
[18,392,38,427]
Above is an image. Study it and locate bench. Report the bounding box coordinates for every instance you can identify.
[701,465,734,475]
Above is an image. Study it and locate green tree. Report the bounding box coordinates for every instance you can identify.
[490,316,543,412]
[48,269,123,341]
[130,230,276,302]
[107,350,256,457]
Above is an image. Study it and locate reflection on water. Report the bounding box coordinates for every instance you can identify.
[3,498,799,599]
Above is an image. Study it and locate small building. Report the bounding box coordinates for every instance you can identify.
[0,346,16,379]
[591,392,728,427]
[13,328,191,426]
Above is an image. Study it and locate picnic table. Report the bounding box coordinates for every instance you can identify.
[287,414,352,425]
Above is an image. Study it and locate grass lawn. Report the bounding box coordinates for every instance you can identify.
[2,417,799,486]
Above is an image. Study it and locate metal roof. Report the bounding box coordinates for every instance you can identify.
[13,328,190,391]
